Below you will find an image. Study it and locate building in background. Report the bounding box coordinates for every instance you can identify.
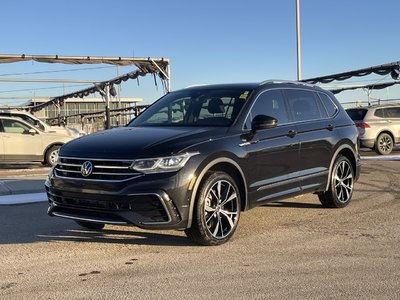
[28,97,142,133]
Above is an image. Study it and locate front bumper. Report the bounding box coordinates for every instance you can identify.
[46,169,194,230]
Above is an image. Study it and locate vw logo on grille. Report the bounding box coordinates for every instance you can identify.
[80,161,93,177]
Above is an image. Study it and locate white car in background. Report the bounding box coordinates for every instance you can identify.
[0,110,84,137]
[0,116,74,166]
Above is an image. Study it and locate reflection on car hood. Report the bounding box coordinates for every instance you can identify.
[59,126,228,159]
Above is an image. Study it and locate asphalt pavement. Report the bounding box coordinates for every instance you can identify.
[0,150,399,203]
[0,159,399,299]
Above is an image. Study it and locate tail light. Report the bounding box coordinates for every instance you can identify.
[355,122,370,128]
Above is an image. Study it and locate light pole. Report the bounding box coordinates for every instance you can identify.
[296,0,301,80]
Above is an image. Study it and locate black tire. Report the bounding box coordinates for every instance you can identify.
[375,133,393,155]
[185,171,241,246]
[318,155,354,208]
[45,145,61,167]
[75,221,105,230]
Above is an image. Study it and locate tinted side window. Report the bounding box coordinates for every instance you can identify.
[385,107,400,118]
[374,109,385,118]
[1,119,31,134]
[318,93,338,117]
[346,109,367,120]
[285,89,322,122]
[249,90,289,125]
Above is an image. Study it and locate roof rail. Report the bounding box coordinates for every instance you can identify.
[259,80,318,88]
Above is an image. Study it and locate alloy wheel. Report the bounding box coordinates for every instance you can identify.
[204,179,239,239]
[378,134,393,154]
[49,149,59,166]
[334,160,354,203]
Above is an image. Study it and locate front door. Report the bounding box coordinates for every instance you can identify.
[1,118,43,161]
[241,89,300,207]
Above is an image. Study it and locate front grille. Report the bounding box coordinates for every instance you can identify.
[54,156,141,181]
[47,189,170,223]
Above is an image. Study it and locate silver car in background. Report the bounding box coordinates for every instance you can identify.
[346,104,400,155]
[0,116,74,166]
[0,110,84,137]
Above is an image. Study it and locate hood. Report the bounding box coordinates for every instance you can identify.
[60,126,228,159]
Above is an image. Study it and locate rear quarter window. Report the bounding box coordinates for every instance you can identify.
[318,93,338,117]
[374,109,385,118]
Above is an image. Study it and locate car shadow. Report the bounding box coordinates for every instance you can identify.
[263,201,323,209]
[36,227,196,247]
[0,202,196,246]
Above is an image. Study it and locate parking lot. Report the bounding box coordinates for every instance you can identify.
[0,155,399,299]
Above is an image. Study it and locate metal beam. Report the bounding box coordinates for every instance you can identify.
[0,54,170,66]
[0,78,99,83]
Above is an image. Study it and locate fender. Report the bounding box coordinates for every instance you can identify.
[325,144,358,191]
[42,142,63,157]
[186,157,247,229]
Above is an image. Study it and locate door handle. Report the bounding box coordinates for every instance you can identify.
[327,124,335,131]
[287,130,297,138]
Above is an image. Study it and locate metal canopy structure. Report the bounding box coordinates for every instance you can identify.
[301,61,400,85]
[330,80,400,95]
[29,68,151,112]
[301,61,400,106]
[0,54,170,128]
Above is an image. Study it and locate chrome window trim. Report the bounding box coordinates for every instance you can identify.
[242,87,338,131]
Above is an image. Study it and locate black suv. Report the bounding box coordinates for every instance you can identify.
[46,81,360,245]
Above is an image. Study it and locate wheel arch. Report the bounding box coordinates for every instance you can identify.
[374,130,395,147]
[325,144,358,191]
[43,143,63,160]
[187,157,248,229]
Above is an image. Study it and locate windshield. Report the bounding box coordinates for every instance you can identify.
[129,87,252,127]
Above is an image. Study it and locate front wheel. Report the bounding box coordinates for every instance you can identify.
[45,145,61,167]
[185,171,241,246]
[318,155,354,208]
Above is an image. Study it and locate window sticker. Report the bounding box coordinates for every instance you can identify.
[239,91,249,100]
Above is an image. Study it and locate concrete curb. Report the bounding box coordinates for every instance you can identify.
[0,192,47,205]
[0,179,45,196]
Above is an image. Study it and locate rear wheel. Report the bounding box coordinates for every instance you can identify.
[318,155,354,208]
[185,171,241,246]
[45,145,61,167]
[375,133,393,155]
[75,221,105,230]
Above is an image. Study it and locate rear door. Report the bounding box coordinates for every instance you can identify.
[283,89,336,191]
[384,107,400,143]
[241,89,301,205]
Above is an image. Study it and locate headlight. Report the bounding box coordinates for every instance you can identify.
[130,152,199,173]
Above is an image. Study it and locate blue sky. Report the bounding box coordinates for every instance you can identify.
[1,0,399,106]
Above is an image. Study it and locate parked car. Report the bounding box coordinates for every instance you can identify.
[346,104,400,155]
[46,81,360,245]
[0,110,84,137]
[0,116,74,166]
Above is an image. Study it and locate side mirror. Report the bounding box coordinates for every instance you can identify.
[251,115,278,132]
[28,129,37,135]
